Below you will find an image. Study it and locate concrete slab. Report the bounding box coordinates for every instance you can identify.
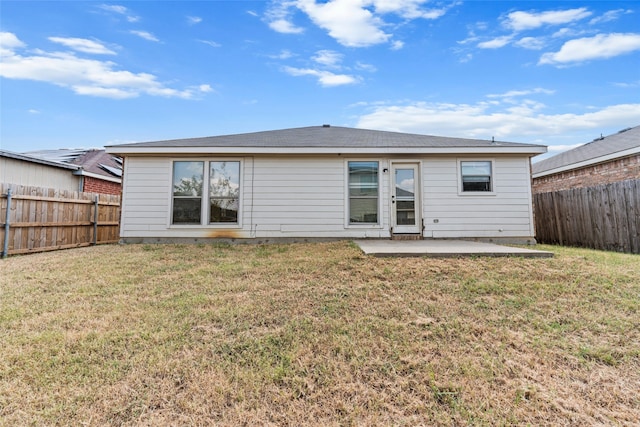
[354,239,553,258]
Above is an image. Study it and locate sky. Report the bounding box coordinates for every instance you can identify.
[1,1,639,160]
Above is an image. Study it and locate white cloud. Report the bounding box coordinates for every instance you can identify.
[0,32,209,100]
[269,49,294,59]
[487,88,555,99]
[371,0,452,20]
[97,4,139,22]
[312,49,343,67]
[502,8,592,32]
[130,30,159,42]
[514,36,545,50]
[551,27,589,39]
[269,18,305,34]
[539,33,640,65]
[589,9,633,25]
[282,66,360,86]
[48,37,116,55]
[297,0,390,47]
[28,109,41,114]
[199,40,222,48]
[0,31,26,55]
[355,99,640,144]
[187,16,202,25]
[265,0,455,48]
[266,1,305,34]
[613,80,640,88]
[356,61,377,72]
[477,35,513,49]
[391,40,404,50]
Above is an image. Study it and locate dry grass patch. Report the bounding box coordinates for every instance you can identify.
[1,242,639,425]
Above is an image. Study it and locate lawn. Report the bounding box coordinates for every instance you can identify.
[1,242,638,426]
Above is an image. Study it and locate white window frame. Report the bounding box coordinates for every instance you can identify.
[344,159,383,228]
[170,158,243,228]
[457,159,496,196]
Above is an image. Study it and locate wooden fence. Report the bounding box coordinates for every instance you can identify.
[533,179,640,254]
[1,183,120,257]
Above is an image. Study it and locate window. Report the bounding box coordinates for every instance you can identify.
[348,161,379,224]
[209,161,240,223]
[172,160,241,225]
[460,161,492,192]
[172,161,204,224]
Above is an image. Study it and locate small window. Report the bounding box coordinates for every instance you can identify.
[461,161,492,192]
[209,161,240,223]
[348,161,379,224]
[172,161,204,224]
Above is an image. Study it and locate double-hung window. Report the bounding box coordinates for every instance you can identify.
[172,161,204,224]
[348,161,379,224]
[209,161,240,223]
[460,161,493,192]
[172,160,241,225]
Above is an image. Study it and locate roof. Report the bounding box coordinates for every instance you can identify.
[106,125,547,156]
[532,125,640,178]
[24,149,122,182]
[0,149,79,170]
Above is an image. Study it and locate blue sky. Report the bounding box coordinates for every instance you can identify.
[1,1,639,159]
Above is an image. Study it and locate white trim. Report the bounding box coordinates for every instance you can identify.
[344,159,384,229]
[109,145,547,156]
[208,159,243,228]
[168,158,244,229]
[390,161,422,234]
[72,170,122,183]
[532,146,640,178]
[457,159,496,196]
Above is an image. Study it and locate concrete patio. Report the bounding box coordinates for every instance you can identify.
[354,239,553,258]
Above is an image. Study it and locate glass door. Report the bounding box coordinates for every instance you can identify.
[392,163,420,234]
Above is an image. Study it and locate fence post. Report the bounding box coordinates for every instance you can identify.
[2,188,12,259]
[93,195,99,245]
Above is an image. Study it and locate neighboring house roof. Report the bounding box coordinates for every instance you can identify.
[106,125,547,156]
[25,149,122,183]
[0,149,80,171]
[532,125,640,178]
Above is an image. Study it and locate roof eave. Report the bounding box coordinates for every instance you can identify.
[532,146,640,178]
[1,149,80,170]
[72,169,122,183]
[107,145,547,156]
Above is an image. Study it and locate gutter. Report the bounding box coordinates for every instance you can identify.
[72,169,122,184]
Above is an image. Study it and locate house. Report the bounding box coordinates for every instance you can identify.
[25,149,123,195]
[532,125,640,193]
[105,125,546,244]
[1,148,122,195]
[1,149,82,191]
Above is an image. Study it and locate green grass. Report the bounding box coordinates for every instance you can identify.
[1,242,638,425]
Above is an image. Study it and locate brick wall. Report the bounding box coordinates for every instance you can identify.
[532,154,640,193]
[83,176,122,195]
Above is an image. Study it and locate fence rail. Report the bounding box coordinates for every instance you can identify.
[1,183,120,257]
[533,179,639,254]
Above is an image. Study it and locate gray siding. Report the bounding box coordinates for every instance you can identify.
[120,155,535,241]
[0,157,81,191]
